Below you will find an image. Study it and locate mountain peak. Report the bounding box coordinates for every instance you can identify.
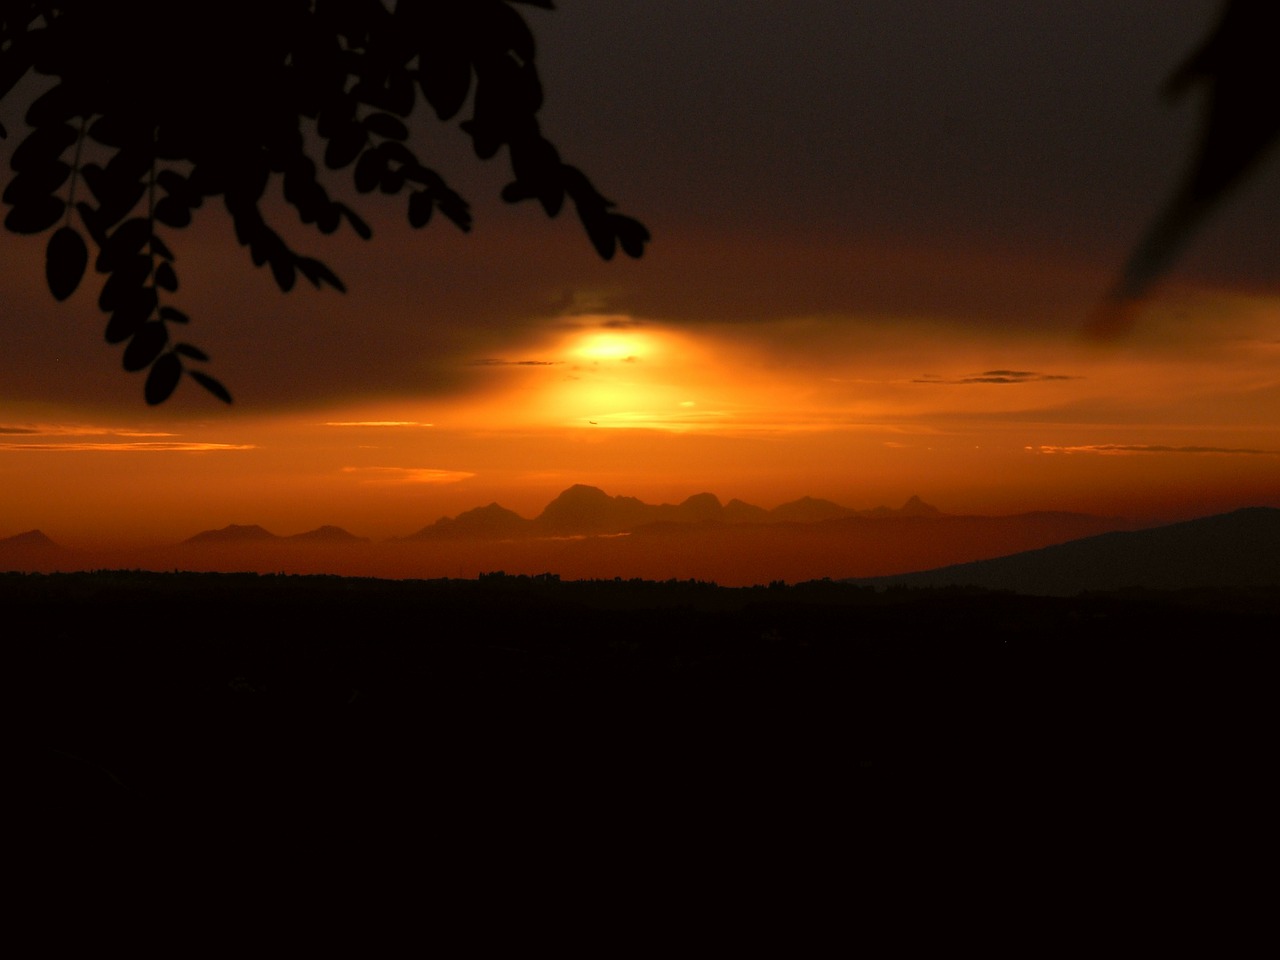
[537,485,649,533]
[182,524,277,545]
[0,529,59,548]
[898,495,943,518]
[403,502,531,540]
[285,525,369,543]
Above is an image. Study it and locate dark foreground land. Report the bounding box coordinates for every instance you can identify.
[13,570,1275,903]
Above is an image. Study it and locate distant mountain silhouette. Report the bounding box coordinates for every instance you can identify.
[863,495,943,519]
[0,528,74,574]
[850,507,1280,594]
[284,525,369,543]
[0,529,60,548]
[769,496,857,524]
[722,498,771,524]
[405,486,951,538]
[182,523,368,545]
[182,524,278,545]
[401,503,532,541]
[534,484,653,534]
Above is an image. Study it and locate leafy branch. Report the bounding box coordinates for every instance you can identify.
[1,1,649,403]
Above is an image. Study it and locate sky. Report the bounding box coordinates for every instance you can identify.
[2,1,1278,554]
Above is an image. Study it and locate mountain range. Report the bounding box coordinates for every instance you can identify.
[5,485,1274,590]
[397,485,946,540]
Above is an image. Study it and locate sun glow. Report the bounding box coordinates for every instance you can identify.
[571,331,651,362]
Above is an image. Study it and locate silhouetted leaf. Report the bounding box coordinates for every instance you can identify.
[3,162,71,205]
[316,203,341,234]
[87,114,150,149]
[154,196,192,228]
[270,254,296,292]
[324,123,367,169]
[188,369,232,404]
[5,195,65,233]
[123,321,169,371]
[317,94,357,139]
[46,227,88,301]
[150,234,175,261]
[145,352,182,405]
[10,123,78,171]
[74,201,108,246]
[501,181,538,204]
[25,83,77,126]
[104,288,158,343]
[85,168,146,226]
[174,342,209,362]
[296,256,346,292]
[418,47,472,121]
[96,218,152,272]
[154,261,178,291]
[160,306,189,324]
[335,203,372,239]
[353,149,384,193]
[98,255,152,311]
[364,113,409,141]
[614,215,650,259]
[408,190,433,228]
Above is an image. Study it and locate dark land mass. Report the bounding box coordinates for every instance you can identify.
[13,569,1274,882]
[851,506,1280,594]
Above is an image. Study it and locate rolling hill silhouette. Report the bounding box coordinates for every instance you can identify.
[181,524,366,545]
[850,507,1280,594]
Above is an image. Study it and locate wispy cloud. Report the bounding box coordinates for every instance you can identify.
[470,358,562,366]
[1032,444,1277,456]
[324,420,434,428]
[341,466,475,484]
[0,421,248,452]
[915,370,1082,385]
[0,423,176,438]
[1,441,255,452]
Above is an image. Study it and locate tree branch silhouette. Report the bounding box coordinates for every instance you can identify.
[1093,0,1279,336]
[0,1,649,403]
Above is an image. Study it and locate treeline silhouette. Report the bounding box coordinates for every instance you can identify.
[15,568,1273,914]
[17,569,1273,802]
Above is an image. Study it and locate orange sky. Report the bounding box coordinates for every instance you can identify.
[2,2,1278,560]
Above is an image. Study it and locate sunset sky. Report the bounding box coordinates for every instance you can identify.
[2,1,1277,554]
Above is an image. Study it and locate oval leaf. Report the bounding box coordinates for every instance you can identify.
[144,352,182,405]
[189,369,232,404]
[364,113,409,141]
[10,123,78,172]
[4,195,65,234]
[173,342,209,362]
[46,226,88,301]
[123,321,169,371]
[154,261,179,291]
[408,190,433,228]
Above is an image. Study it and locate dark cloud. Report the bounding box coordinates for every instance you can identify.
[469,359,563,367]
[1038,444,1276,456]
[914,371,1083,385]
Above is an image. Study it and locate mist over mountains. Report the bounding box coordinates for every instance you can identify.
[5,484,1274,590]
[398,484,946,541]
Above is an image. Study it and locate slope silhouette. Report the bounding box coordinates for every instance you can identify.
[852,507,1280,594]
